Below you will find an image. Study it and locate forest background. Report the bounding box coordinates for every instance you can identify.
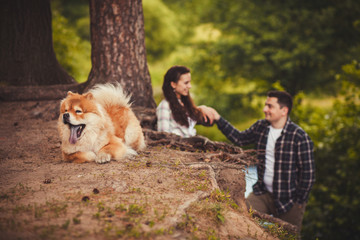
[51,0,359,239]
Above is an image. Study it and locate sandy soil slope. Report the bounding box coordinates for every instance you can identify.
[0,100,278,240]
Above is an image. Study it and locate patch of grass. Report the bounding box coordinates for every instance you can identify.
[198,170,207,179]
[127,204,145,216]
[210,189,239,210]
[61,220,70,230]
[176,214,197,231]
[11,200,69,220]
[175,168,211,193]
[147,220,155,227]
[72,217,81,224]
[3,218,21,231]
[36,224,61,240]
[97,201,105,212]
[115,223,142,238]
[103,222,114,236]
[211,203,225,224]
[0,193,10,201]
[12,204,33,214]
[92,212,101,220]
[1,183,34,203]
[206,228,220,240]
[115,203,127,212]
[196,181,210,191]
[125,161,143,170]
[187,198,226,226]
[46,201,68,217]
[154,208,167,221]
[129,187,142,193]
[34,204,45,219]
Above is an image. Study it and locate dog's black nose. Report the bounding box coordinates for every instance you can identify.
[63,113,70,124]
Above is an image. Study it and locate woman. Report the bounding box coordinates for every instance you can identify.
[156,65,216,137]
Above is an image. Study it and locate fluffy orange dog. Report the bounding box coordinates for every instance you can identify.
[58,83,146,163]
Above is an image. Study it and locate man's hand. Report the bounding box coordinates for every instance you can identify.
[198,105,221,124]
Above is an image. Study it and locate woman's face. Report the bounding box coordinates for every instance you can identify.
[171,72,192,98]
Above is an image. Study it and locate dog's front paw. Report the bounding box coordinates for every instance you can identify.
[95,152,111,164]
[125,147,137,159]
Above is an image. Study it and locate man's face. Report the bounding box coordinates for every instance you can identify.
[263,97,288,125]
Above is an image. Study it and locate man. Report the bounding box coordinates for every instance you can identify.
[212,90,315,230]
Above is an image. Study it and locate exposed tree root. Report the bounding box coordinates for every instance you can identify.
[144,129,258,166]
[189,164,220,191]
[251,210,299,236]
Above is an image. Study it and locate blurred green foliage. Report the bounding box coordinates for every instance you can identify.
[291,60,360,239]
[51,0,90,83]
[143,0,184,62]
[193,0,360,96]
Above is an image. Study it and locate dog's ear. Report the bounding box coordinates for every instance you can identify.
[83,92,94,100]
[67,91,75,96]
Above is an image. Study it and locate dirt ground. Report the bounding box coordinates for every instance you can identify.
[0,100,279,240]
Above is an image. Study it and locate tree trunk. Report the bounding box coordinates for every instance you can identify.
[0,0,75,86]
[85,0,156,108]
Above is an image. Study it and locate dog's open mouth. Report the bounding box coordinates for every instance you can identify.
[68,123,86,144]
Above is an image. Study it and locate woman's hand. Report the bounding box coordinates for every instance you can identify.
[198,105,221,125]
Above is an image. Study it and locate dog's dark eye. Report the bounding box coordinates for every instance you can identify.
[76,110,82,114]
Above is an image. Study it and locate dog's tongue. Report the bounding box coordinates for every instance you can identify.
[69,125,81,144]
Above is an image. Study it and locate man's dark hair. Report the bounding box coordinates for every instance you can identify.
[267,90,293,115]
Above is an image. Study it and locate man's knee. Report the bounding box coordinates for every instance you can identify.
[246,192,273,214]
[279,203,306,231]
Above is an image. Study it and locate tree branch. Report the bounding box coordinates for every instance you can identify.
[251,210,299,236]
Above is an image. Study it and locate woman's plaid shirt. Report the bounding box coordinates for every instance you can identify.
[217,117,315,215]
[156,99,197,137]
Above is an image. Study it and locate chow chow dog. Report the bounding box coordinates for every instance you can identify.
[58,83,146,163]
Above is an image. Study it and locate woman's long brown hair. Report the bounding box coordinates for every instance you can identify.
[162,66,203,127]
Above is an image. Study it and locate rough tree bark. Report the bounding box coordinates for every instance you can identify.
[85,0,156,108]
[0,0,74,86]
[0,0,81,101]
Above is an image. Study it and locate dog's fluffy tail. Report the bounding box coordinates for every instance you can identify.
[89,83,131,108]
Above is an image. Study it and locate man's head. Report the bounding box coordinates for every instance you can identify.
[263,91,293,128]
[267,91,293,114]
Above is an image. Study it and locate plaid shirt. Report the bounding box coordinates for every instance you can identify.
[156,99,197,137]
[217,117,315,215]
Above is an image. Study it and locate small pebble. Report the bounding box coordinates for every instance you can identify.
[126,223,134,230]
[43,179,52,184]
[82,196,90,202]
